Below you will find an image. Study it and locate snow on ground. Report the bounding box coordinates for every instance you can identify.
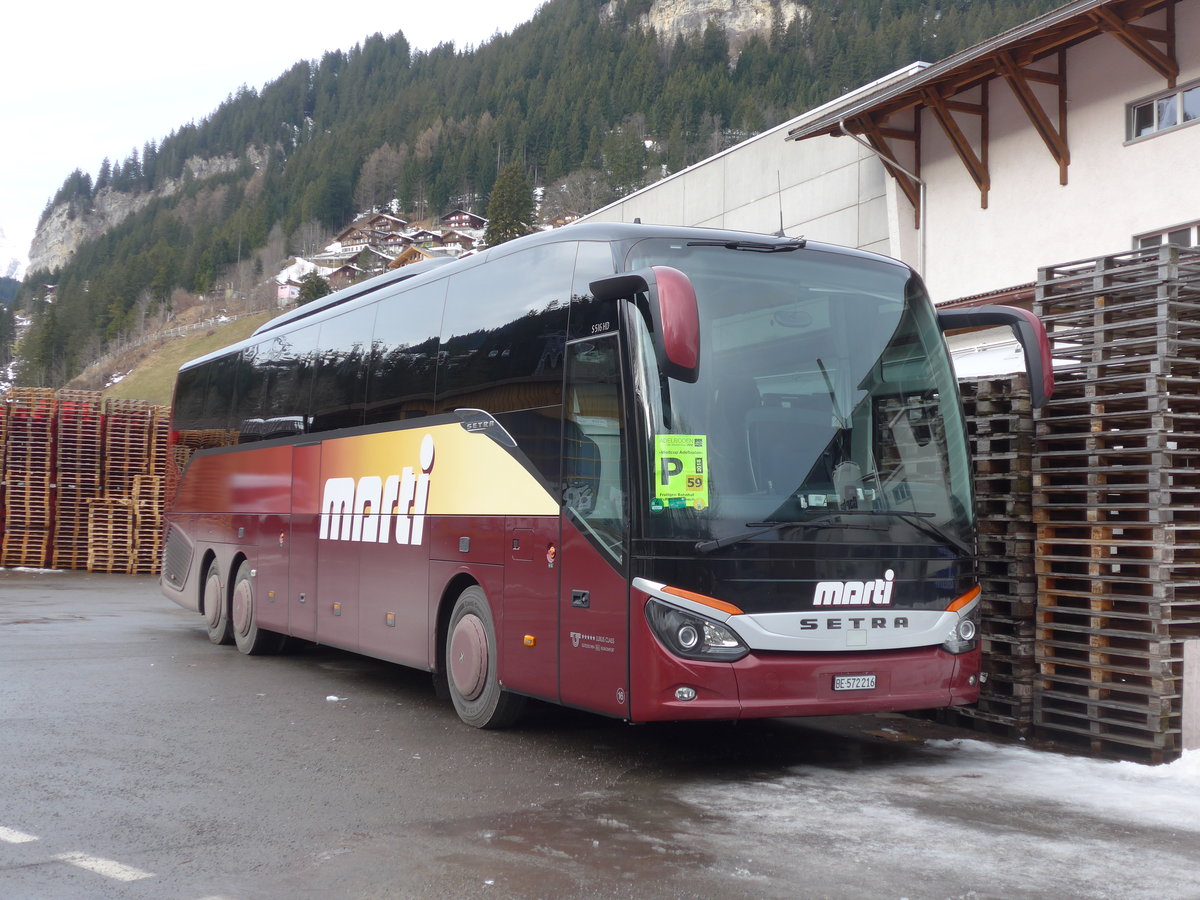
[675,740,1200,899]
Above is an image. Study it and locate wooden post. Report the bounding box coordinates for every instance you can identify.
[1186,641,1200,752]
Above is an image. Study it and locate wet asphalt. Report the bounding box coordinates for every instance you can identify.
[2,568,1198,900]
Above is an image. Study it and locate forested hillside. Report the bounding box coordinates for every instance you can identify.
[16,0,1060,386]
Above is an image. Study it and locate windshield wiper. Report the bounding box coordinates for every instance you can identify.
[695,517,836,554]
[838,509,974,558]
[693,509,973,557]
[686,239,806,252]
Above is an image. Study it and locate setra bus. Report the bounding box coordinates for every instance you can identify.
[160,222,1052,728]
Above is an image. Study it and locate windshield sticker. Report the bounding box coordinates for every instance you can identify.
[653,435,709,511]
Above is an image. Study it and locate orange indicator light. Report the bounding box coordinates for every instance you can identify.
[946,585,981,612]
[661,585,744,616]
[524,635,536,647]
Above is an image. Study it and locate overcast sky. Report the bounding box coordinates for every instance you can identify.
[0,0,548,276]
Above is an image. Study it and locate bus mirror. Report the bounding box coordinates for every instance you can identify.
[589,266,700,383]
[936,304,1054,408]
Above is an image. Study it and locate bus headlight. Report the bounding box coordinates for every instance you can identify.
[941,606,980,654]
[645,599,748,662]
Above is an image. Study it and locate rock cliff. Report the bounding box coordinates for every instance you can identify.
[604,0,806,52]
[28,150,261,274]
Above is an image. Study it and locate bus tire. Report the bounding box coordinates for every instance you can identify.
[203,560,232,645]
[231,562,284,656]
[445,586,524,729]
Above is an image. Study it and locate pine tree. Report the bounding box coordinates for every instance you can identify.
[485,161,534,246]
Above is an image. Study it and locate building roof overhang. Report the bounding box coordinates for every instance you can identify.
[787,0,1176,144]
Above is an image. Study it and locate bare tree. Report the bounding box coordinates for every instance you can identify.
[540,169,617,225]
[354,143,407,212]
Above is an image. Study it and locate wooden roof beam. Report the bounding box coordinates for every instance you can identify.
[995,49,1070,184]
[922,87,990,208]
[853,114,923,227]
[1088,4,1178,86]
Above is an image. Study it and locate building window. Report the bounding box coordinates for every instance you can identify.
[1135,221,1200,250]
[1128,80,1200,140]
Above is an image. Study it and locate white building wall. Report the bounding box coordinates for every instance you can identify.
[920,2,1200,301]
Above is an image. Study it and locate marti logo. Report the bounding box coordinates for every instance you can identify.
[319,434,435,546]
[812,569,896,607]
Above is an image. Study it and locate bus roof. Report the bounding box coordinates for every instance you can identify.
[179,222,907,373]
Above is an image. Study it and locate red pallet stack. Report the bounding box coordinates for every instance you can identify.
[1,388,57,568]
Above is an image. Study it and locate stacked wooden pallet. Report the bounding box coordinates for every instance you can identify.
[0,389,171,575]
[103,399,153,498]
[956,375,1037,734]
[51,391,104,570]
[1033,244,1200,762]
[1,388,57,567]
[86,497,136,574]
[130,474,166,575]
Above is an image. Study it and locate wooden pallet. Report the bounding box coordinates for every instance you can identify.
[1030,246,1200,761]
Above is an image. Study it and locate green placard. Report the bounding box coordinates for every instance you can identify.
[653,434,709,510]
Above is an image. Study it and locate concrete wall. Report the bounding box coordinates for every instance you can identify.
[577,84,905,260]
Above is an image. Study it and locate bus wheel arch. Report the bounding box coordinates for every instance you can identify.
[201,552,232,645]
[441,582,525,729]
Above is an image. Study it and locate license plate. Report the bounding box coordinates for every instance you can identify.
[833,674,876,691]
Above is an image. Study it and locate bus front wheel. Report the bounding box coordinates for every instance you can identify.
[203,560,232,645]
[231,562,284,656]
[445,586,524,729]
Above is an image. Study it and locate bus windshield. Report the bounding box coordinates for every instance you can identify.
[625,238,974,553]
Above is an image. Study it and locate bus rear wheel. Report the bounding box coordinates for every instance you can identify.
[445,586,524,729]
[231,562,284,656]
[203,560,232,645]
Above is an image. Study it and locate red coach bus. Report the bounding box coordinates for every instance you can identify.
[161,223,1052,728]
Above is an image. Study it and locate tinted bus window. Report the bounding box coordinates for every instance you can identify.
[173,364,210,431]
[437,242,576,415]
[567,241,618,340]
[365,280,446,424]
[254,330,318,440]
[233,340,267,441]
[309,306,375,433]
[199,353,240,431]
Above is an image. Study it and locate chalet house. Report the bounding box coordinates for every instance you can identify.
[363,213,409,232]
[276,278,302,305]
[441,209,487,230]
[332,227,372,253]
[440,230,478,253]
[408,229,444,249]
[379,231,414,252]
[326,264,361,291]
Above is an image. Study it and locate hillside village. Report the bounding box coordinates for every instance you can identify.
[273,208,489,302]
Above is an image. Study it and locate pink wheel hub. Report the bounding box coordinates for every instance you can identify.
[231,578,253,636]
[449,614,488,701]
[204,576,222,628]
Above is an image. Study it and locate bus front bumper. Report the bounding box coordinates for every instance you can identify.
[628,639,980,722]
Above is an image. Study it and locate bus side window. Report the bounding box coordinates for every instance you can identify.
[436,243,575,416]
[563,334,626,562]
[365,280,445,425]
[310,306,374,433]
[200,354,239,433]
[568,241,618,341]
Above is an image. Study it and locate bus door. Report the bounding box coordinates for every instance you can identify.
[558,335,631,717]
[289,442,322,640]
